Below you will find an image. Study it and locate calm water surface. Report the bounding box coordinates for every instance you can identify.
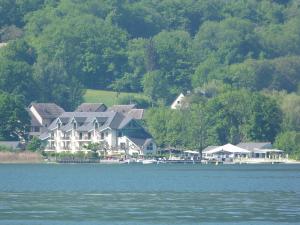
[0,164,299,225]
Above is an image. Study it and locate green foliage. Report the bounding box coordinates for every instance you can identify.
[142,70,169,104]
[33,57,84,111]
[0,39,39,104]
[116,95,151,109]
[210,56,300,93]
[0,0,45,28]
[26,7,128,89]
[274,131,300,159]
[0,92,30,140]
[144,104,205,150]
[26,136,43,151]
[280,94,300,132]
[193,17,260,65]
[145,107,170,147]
[205,90,282,144]
[0,144,13,152]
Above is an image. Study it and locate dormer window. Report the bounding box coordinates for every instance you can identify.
[73,122,76,129]
[95,122,99,129]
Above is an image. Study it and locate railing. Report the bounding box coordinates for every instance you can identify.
[61,136,70,140]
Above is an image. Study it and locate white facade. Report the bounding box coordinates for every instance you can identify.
[42,112,157,156]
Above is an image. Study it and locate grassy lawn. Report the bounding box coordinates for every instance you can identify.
[84,89,146,106]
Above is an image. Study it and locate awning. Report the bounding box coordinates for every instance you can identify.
[204,143,250,154]
[184,150,200,154]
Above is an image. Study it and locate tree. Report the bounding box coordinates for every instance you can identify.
[246,94,282,142]
[186,104,208,151]
[142,70,169,104]
[0,92,29,140]
[0,59,38,104]
[191,56,221,88]
[111,38,148,92]
[33,57,85,111]
[27,136,43,151]
[205,90,282,145]
[152,30,193,94]
[145,107,170,147]
[165,110,186,148]
[0,39,38,104]
[258,17,300,57]
[281,94,300,132]
[274,131,300,159]
[193,17,260,65]
[26,12,128,89]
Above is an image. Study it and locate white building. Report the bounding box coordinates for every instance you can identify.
[202,143,286,163]
[40,111,156,156]
[237,142,284,160]
[171,93,185,109]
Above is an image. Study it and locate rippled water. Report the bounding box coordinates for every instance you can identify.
[0,164,299,225]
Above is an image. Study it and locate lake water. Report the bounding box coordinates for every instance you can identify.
[0,164,299,225]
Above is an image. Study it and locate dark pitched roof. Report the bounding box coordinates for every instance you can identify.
[75,103,107,112]
[236,142,272,151]
[48,111,126,131]
[127,137,153,148]
[107,104,136,114]
[127,109,145,120]
[107,112,126,129]
[77,123,94,132]
[30,103,65,119]
[117,115,132,129]
[60,123,73,132]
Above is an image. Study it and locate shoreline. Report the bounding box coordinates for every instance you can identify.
[1,151,300,165]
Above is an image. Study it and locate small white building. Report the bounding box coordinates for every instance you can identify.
[171,93,185,109]
[237,142,284,159]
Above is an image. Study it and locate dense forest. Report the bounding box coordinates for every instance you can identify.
[0,0,299,157]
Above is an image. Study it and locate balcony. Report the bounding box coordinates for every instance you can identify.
[61,136,71,141]
[76,136,92,141]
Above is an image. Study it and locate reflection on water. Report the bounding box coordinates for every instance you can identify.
[0,191,299,224]
[0,164,299,225]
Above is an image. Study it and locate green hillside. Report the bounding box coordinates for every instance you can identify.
[84,89,146,107]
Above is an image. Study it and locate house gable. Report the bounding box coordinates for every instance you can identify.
[171,93,185,109]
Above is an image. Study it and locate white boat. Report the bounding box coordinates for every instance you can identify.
[142,159,157,164]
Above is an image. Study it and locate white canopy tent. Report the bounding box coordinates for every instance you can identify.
[204,143,251,154]
[202,143,251,161]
